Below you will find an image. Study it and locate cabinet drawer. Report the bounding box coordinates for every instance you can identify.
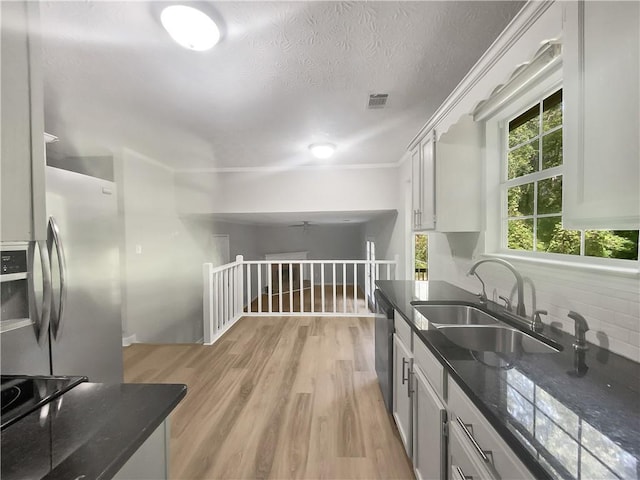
[449,420,496,480]
[413,335,445,400]
[395,315,412,350]
[448,379,533,480]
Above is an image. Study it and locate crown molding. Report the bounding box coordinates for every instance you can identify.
[408,0,555,150]
[176,160,404,174]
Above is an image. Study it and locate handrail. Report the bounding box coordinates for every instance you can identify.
[203,256,397,345]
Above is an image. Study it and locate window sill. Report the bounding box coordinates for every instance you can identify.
[482,252,640,279]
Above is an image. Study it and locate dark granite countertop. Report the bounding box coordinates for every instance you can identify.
[1,382,186,480]
[376,280,640,480]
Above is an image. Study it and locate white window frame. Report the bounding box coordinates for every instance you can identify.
[484,70,639,275]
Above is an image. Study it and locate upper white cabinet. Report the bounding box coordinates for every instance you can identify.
[410,116,483,232]
[563,0,640,229]
[435,115,484,232]
[1,1,46,242]
[411,132,436,231]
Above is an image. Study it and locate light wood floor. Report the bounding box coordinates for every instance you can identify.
[247,285,369,314]
[124,316,414,480]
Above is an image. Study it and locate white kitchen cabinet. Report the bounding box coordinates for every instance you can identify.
[435,115,484,232]
[0,1,46,242]
[412,365,447,480]
[113,419,170,480]
[411,132,436,231]
[563,0,640,229]
[448,379,533,480]
[392,333,413,457]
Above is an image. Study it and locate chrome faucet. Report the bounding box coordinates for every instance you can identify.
[568,311,589,351]
[568,311,589,377]
[467,258,526,317]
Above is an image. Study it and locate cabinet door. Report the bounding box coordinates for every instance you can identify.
[413,366,446,480]
[0,1,46,242]
[420,135,436,230]
[411,146,422,230]
[563,1,640,229]
[435,116,483,232]
[411,133,436,231]
[392,334,413,457]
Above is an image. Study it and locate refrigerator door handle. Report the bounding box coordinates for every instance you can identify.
[47,217,68,340]
[31,240,52,345]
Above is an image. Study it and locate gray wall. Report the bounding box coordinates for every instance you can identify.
[116,149,213,344]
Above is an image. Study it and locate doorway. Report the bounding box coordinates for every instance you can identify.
[414,234,428,280]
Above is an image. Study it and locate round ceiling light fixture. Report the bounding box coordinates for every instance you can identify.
[160,5,221,51]
[308,143,336,160]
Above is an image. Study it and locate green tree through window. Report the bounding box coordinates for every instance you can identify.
[504,89,638,260]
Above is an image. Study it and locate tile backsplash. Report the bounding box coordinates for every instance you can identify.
[429,233,640,363]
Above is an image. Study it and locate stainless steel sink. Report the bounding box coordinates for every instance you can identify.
[436,325,559,354]
[412,304,499,326]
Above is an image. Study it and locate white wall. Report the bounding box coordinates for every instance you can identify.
[175,165,399,215]
[116,149,214,344]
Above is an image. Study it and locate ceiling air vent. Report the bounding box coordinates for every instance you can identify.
[367,93,388,109]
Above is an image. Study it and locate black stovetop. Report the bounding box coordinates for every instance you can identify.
[1,375,87,430]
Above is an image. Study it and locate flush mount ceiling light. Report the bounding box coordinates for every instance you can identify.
[308,143,336,160]
[160,5,220,51]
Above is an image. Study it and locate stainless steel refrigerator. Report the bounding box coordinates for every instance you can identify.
[1,165,123,383]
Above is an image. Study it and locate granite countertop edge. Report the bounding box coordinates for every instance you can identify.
[43,382,187,480]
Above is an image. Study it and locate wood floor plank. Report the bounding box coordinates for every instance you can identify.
[335,360,366,458]
[123,315,414,480]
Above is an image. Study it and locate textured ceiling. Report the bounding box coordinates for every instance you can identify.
[40,1,524,170]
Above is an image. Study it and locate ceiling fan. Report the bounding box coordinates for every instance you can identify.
[287,221,316,232]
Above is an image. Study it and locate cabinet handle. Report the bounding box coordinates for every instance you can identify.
[456,416,492,464]
[406,368,413,398]
[453,465,472,480]
[401,358,408,385]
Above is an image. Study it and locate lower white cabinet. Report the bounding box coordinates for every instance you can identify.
[113,419,170,480]
[392,333,413,457]
[412,365,447,480]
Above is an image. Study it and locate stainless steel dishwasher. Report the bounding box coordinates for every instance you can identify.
[374,288,394,413]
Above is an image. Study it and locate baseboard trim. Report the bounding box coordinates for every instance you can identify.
[122,334,137,347]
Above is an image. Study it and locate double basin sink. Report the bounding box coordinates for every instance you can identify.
[411,304,561,354]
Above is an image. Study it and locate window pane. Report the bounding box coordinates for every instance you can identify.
[509,104,539,148]
[542,129,563,169]
[585,230,640,260]
[535,412,579,478]
[508,219,533,251]
[537,176,562,214]
[542,89,562,132]
[508,183,534,216]
[507,386,534,434]
[508,141,539,179]
[538,217,580,255]
[581,420,638,479]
